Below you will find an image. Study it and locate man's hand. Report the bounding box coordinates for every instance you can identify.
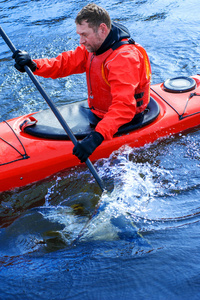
[12,50,37,72]
[73,131,104,163]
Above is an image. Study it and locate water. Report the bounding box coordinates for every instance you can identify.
[0,0,200,299]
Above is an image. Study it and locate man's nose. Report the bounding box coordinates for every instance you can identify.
[79,36,86,45]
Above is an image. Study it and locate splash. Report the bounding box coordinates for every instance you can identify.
[1,136,200,256]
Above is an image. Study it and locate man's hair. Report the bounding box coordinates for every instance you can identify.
[75,3,111,31]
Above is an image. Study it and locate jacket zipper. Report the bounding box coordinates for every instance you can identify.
[89,54,95,100]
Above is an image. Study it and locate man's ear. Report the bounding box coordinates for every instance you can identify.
[99,23,110,36]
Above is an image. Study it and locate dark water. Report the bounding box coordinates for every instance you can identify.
[1,0,200,299]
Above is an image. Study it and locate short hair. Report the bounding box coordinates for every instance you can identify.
[75,3,111,31]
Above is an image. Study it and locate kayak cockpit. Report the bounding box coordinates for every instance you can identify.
[21,97,160,140]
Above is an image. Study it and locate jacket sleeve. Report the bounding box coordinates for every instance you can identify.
[95,47,145,140]
[33,45,88,79]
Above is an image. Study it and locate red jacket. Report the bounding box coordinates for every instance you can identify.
[34,42,151,139]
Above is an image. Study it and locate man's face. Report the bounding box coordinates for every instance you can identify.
[76,20,105,53]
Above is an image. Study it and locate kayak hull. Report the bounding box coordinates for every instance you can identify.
[1,75,200,192]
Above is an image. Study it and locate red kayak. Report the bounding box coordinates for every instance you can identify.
[1,75,200,193]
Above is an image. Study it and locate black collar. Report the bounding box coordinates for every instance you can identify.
[95,22,130,56]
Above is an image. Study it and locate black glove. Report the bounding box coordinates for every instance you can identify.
[73,131,104,163]
[12,50,37,73]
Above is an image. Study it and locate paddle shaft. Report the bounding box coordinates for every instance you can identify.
[0,26,104,192]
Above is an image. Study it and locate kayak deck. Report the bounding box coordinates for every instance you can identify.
[0,75,200,192]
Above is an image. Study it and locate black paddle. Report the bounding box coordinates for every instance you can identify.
[0,26,104,192]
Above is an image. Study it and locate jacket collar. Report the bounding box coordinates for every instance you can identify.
[95,21,130,56]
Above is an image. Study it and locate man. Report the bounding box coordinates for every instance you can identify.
[13,3,151,163]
